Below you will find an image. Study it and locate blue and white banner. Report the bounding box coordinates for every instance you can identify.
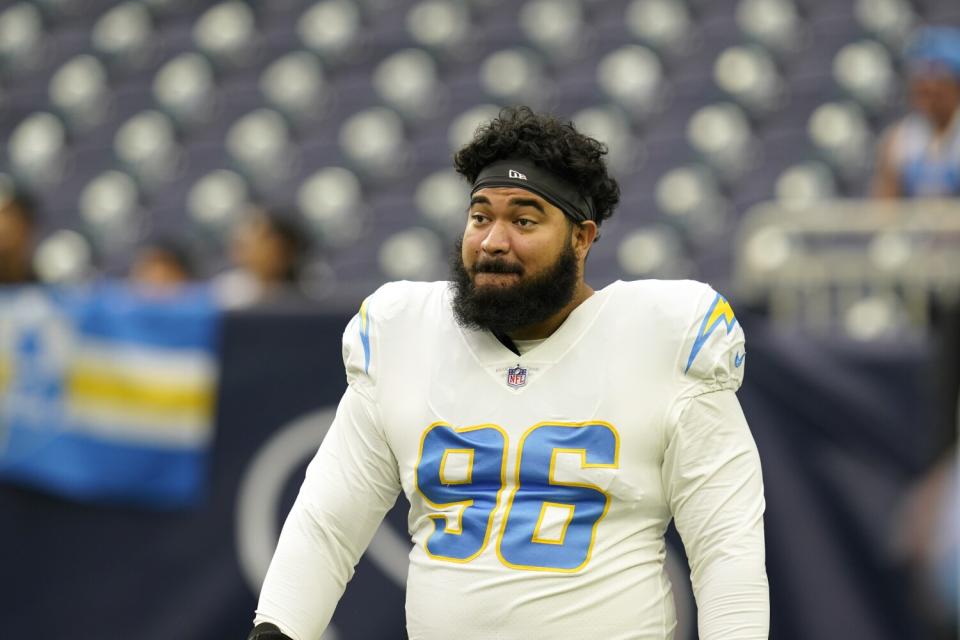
[0,283,221,508]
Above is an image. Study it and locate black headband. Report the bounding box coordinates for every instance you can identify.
[471,159,596,223]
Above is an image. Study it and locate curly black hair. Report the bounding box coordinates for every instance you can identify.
[453,106,620,227]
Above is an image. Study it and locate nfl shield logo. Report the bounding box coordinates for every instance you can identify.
[506,365,527,388]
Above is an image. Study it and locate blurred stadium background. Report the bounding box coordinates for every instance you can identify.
[0,0,958,638]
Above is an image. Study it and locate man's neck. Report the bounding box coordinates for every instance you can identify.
[506,282,595,341]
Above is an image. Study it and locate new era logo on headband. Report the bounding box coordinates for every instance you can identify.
[473,159,595,223]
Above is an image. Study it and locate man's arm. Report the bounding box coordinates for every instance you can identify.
[661,389,769,639]
[253,384,401,640]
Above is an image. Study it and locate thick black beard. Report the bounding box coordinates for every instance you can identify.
[449,237,580,335]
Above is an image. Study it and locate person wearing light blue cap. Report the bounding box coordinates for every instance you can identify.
[873,26,960,198]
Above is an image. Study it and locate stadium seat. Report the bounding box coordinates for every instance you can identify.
[8,111,67,186]
[225,108,295,187]
[832,39,897,114]
[686,102,756,183]
[735,0,803,58]
[625,0,695,58]
[186,169,252,234]
[193,0,259,68]
[739,223,792,275]
[78,169,142,251]
[114,109,180,189]
[713,45,784,117]
[843,294,904,340]
[338,106,410,179]
[33,229,94,283]
[415,168,471,239]
[152,53,217,129]
[654,163,731,241]
[49,54,110,133]
[479,47,551,109]
[297,256,339,301]
[807,101,872,182]
[296,166,367,249]
[519,0,586,64]
[406,0,472,60]
[774,161,839,211]
[372,48,445,122]
[867,229,914,276]
[259,51,329,125]
[595,44,666,124]
[447,103,502,154]
[0,3,45,74]
[571,104,641,175]
[853,0,915,49]
[378,227,444,281]
[91,2,154,71]
[616,224,691,278]
[298,0,362,63]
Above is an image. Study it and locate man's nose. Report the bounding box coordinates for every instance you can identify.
[481,220,511,255]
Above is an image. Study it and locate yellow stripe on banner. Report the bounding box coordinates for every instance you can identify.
[66,367,215,419]
[0,356,11,395]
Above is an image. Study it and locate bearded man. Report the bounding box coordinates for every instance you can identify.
[249,107,768,640]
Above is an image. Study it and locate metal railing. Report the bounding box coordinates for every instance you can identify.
[733,198,960,337]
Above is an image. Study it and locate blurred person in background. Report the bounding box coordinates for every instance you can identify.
[0,191,38,285]
[212,209,310,309]
[873,26,960,199]
[129,238,195,292]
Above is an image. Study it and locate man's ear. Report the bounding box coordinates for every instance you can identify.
[573,221,598,260]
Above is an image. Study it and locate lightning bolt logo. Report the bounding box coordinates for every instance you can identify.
[359,298,372,374]
[685,293,737,374]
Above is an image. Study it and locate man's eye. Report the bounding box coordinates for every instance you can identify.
[515,218,535,227]
[471,213,488,223]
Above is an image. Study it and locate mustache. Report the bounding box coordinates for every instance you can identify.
[471,259,524,275]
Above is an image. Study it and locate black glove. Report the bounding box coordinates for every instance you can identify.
[247,622,294,640]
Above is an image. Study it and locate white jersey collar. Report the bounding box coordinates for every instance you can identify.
[449,280,619,371]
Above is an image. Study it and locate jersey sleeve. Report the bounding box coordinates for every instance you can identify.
[680,286,746,395]
[254,289,406,639]
[254,384,401,640]
[662,389,769,639]
[342,282,412,393]
[343,295,376,392]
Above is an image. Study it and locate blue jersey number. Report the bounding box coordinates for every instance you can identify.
[415,424,507,562]
[415,421,619,572]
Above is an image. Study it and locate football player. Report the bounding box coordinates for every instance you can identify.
[249,107,768,640]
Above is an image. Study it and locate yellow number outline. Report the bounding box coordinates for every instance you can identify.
[413,421,509,564]
[496,420,620,573]
[439,448,475,485]
[530,502,575,545]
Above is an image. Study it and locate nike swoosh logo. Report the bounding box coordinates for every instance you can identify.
[734,352,745,368]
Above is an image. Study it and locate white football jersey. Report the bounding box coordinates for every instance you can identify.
[256,280,768,640]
